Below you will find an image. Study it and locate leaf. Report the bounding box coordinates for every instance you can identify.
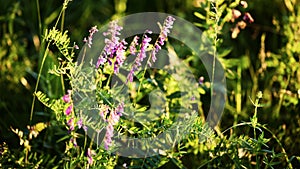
[166,91,181,99]
[35,91,53,108]
[217,48,232,58]
[44,28,73,58]
[284,0,294,12]
[34,122,48,132]
[194,12,206,20]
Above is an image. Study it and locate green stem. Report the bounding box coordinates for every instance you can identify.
[210,1,219,104]
[275,74,290,118]
[30,2,68,123]
[36,0,42,36]
[30,45,50,123]
[235,64,242,127]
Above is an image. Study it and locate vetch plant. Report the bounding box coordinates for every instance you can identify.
[32,10,226,167]
[26,0,226,167]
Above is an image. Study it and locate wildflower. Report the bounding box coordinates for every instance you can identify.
[99,105,110,121]
[83,26,98,48]
[62,90,72,103]
[74,44,79,50]
[129,36,139,55]
[97,21,123,68]
[87,148,95,165]
[67,117,74,131]
[110,110,120,125]
[191,96,195,101]
[65,104,73,116]
[149,16,175,66]
[240,1,248,8]
[199,76,204,85]
[126,31,152,83]
[96,57,107,68]
[115,102,124,116]
[137,32,152,65]
[77,118,83,129]
[243,12,254,23]
[231,9,241,22]
[114,39,128,74]
[104,124,114,150]
[102,102,124,150]
[76,118,87,132]
[83,126,88,132]
[126,69,134,83]
[231,24,240,39]
[237,21,247,29]
[70,137,77,147]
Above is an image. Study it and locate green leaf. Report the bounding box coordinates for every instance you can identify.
[194,12,206,20]
[217,48,232,58]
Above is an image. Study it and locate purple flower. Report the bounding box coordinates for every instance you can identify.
[104,124,114,150]
[149,16,175,66]
[114,40,127,74]
[126,31,152,82]
[96,57,107,68]
[243,12,254,23]
[83,26,98,48]
[110,111,120,125]
[99,105,109,121]
[191,96,195,101]
[137,33,152,65]
[74,44,79,50]
[126,69,134,84]
[65,104,73,116]
[83,126,88,132]
[67,117,74,131]
[77,118,83,129]
[62,90,71,103]
[102,102,123,150]
[70,137,77,147]
[77,118,87,132]
[115,102,124,116]
[129,36,139,55]
[199,76,204,85]
[87,148,94,165]
[62,95,70,103]
[96,21,124,69]
[240,1,248,8]
[231,9,242,22]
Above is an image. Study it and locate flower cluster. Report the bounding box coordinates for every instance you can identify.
[83,26,98,48]
[62,90,87,147]
[150,16,176,66]
[87,148,96,165]
[126,16,176,82]
[230,1,254,38]
[127,31,152,83]
[96,21,127,73]
[99,102,124,150]
[81,16,174,150]
[129,36,139,55]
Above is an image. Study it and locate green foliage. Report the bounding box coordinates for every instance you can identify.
[44,28,73,58]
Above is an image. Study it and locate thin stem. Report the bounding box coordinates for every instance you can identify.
[259,124,293,169]
[275,74,290,117]
[30,2,68,123]
[36,0,42,36]
[235,63,242,127]
[30,44,50,123]
[210,2,219,103]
